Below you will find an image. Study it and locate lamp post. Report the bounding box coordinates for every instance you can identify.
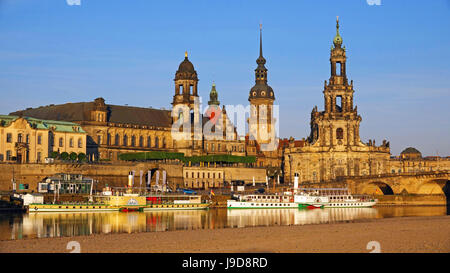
[289,155,293,187]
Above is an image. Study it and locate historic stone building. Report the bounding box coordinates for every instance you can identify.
[284,18,391,183]
[389,147,450,174]
[0,115,86,163]
[10,53,246,162]
[6,19,447,187]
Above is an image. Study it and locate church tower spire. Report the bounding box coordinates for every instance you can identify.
[249,24,274,100]
[248,24,276,148]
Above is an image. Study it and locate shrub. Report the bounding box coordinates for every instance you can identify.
[69,152,77,161]
[60,152,69,160]
[50,151,59,159]
[77,153,86,162]
[118,152,256,164]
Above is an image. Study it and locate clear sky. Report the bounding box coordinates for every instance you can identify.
[0,0,449,156]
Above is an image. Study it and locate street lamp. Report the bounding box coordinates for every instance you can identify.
[289,155,293,187]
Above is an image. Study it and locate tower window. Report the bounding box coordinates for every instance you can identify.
[336,62,342,76]
[336,128,344,140]
[336,96,342,112]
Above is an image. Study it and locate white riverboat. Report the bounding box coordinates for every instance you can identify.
[299,188,377,208]
[226,192,329,209]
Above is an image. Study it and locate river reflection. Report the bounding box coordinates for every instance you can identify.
[0,206,447,240]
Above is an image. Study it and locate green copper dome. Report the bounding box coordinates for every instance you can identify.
[208,82,220,106]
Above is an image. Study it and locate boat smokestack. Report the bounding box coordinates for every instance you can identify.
[128,171,133,188]
[294,173,299,192]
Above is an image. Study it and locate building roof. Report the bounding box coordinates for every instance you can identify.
[9,102,172,128]
[175,52,198,81]
[400,147,422,155]
[0,115,86,133]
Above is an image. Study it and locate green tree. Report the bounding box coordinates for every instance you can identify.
[60,152,69,160]
[77,153,86,162]
[69,152,77,161]
[50,151,59,159]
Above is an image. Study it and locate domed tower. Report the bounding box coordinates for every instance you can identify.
[172,52,199,110]
[248,25,275,145]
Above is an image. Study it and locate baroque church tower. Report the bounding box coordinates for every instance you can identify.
[171,52,202,156]
[248,25,276,149]
[308,16,361,148]
[284,17,390,184]
[172,51,199,111]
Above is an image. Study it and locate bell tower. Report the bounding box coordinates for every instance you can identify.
[308,17,362,147]
[172,51,199,110]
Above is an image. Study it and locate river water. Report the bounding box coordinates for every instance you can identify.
[0,206,448,240]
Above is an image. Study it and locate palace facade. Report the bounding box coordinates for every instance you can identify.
[0,115,86,163]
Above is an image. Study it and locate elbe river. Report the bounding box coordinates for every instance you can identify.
[0,206,448,240]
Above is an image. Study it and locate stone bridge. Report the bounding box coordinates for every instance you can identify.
[300,171,450,196]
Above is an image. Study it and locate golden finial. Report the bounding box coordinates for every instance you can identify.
[185,51,188,58]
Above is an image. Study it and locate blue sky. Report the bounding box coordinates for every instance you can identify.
[0,0,449,156]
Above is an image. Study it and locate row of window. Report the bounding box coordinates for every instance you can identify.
[6,133,31,144]
[185,172,222,179]
[205,143,244,153]
[59,137,83,148]
[5,133,83,148]
[0,151,43,162]
[246,203,291,207]
[101,134,166,148]
[185,181,222,188]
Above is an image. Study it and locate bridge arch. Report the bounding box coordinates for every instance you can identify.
[416,180,448,195]
[362,181,395,195]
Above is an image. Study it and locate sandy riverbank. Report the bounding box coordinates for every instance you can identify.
[0,216,449,253]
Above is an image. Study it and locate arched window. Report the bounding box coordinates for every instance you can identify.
[155,137,159,148]
[123,135,128,146]
[107,133,111,146]
[18,134,23,143]
[336,128,344,140]
[115,134,119,146]
[59,137,64,147]
[147,136,151,148]
[69,138,74,147]
[131,136,136,147]
[162,137,166,148]
[139,136,143,147]
[78,138,82,148]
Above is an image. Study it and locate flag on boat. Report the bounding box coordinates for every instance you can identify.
[210,189,215,196]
